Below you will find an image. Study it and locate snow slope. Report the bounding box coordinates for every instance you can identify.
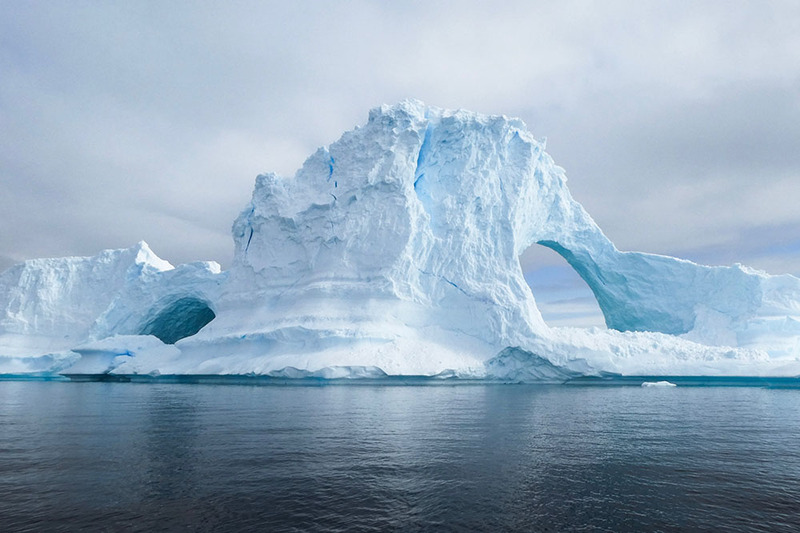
[2,101,799,379]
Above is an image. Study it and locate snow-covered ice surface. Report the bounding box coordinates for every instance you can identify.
[2,100,800,380]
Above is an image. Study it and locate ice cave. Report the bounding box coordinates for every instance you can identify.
[139,297,216,345]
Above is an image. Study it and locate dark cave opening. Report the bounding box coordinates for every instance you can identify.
[140,297,216,344]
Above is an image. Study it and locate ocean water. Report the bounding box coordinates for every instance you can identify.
[1,382,799,532]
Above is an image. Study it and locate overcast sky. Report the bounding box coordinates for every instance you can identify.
[2,1,799,326]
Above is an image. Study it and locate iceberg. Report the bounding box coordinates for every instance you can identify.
[642,381,678,387]
[0,242,223,374]
[2,100,800,380]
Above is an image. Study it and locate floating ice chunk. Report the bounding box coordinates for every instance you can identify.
[642,381,677,387]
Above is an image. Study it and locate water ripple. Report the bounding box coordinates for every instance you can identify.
[1,383,799,531]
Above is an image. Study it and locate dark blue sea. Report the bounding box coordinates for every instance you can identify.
[1,381,799,532]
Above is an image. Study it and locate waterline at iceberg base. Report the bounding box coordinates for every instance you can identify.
[2,101,800,382]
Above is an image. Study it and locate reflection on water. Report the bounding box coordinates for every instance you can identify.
[1,382,800,532]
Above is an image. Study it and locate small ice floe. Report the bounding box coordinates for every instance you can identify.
[641,380,677,387]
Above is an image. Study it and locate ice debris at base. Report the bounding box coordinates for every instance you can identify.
[2,100,800,381]
[642,381,678,388]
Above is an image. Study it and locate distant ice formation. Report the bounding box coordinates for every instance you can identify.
[2,101,799,380]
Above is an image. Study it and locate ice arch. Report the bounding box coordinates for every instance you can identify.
[534,237,763,336]
[536,238,697,334]
[139,297,216,344]
[229,99,755,345]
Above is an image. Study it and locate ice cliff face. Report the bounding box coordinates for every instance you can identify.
[2,100,799,378]
[223,102,554,347]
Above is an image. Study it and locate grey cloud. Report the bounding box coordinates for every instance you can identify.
[1,1,799,296]
[536,84,800,264]
[0,255,16,274]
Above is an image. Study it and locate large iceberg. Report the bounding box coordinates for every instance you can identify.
[2,101,799,379]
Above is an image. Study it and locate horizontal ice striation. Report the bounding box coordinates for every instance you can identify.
[2,100,800,379]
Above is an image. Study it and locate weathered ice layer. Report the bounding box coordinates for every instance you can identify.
[1,101,799,378]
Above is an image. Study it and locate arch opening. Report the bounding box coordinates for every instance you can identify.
[519,243,606,328]
[140,297,216,344]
